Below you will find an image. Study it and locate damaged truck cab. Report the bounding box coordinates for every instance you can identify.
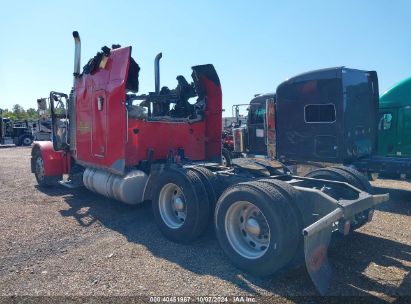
[31,32,388,295]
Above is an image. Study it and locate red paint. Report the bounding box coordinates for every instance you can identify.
[266,98,276,159]
[302,80,317,94]
[308,244,327,272]
[75,47,130,174]
[202,75,223,161]
[40,44,222,176]
[125,120,206,164]
[222,132,234,151]
[32,141,70,176]
[124,72,222,164]
[74,48,222,172]
[125,74,222,164]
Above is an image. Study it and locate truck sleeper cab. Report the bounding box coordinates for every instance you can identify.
[235,68,411,179]
[233,67,378,165]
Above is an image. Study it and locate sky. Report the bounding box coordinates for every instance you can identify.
[0,0,409,116]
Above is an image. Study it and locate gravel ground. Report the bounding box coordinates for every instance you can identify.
[0,147,410,303]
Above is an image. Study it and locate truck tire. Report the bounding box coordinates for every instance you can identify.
[332,166,374,194]
[152,167,210,243]
[189,167,218,211]
[305,167,373,194]
[214,181,299,276]
[305,167,373,231]
[22,136,33,146]
[33,150,61,187]
[221,148,232,167]
[305,167,361,189]
[257,179,304,266]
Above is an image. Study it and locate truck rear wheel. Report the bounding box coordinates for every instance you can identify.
[305,167,373,230]
[152,168,210,243]
[257,179,304,266]
[189,167,218,210]
[331,166,374,194]
[215,181,299,276]
[305,167,373,193]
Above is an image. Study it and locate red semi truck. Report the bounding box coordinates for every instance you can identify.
[31,32,388,295]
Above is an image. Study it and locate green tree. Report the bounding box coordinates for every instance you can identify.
[12,104,23,114]
[12,104,28,120]
[26,108,38,120]
[2,104,39,121]
[2,109,17,120]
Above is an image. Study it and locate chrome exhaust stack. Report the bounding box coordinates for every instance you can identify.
[73,31,81,82]
[70,31,81,154]
[154,52,162,93]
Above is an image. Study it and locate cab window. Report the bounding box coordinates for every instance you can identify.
[305,104,336,123]
[248,105,266,124]
[379,113,392,130]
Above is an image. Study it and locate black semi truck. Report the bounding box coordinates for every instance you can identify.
[0,110,34,146]
[232,67,408,178]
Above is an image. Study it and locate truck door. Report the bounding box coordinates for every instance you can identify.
[75,46,131,175]
[247,102,267,155]
[91,90,107,159]
[377,108,397,156]
[398,106,411,157]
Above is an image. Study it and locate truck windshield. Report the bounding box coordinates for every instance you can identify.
[248,104,266,124]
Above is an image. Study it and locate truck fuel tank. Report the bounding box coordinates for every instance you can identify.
[233,127,246,153]
[83,168,148,205]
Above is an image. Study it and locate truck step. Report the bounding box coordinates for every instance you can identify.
[58,180,83,189]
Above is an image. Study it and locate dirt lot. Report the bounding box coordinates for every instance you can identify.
[0,147,410,303]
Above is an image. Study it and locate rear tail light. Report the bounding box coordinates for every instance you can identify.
[343,220,351,236]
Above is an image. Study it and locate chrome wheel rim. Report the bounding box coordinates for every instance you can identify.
[35,156,45,181]
[159,183,187,229]
[225,201,270,259]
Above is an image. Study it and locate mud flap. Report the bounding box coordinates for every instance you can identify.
[303,208,343,295]
[304,224,333,295]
